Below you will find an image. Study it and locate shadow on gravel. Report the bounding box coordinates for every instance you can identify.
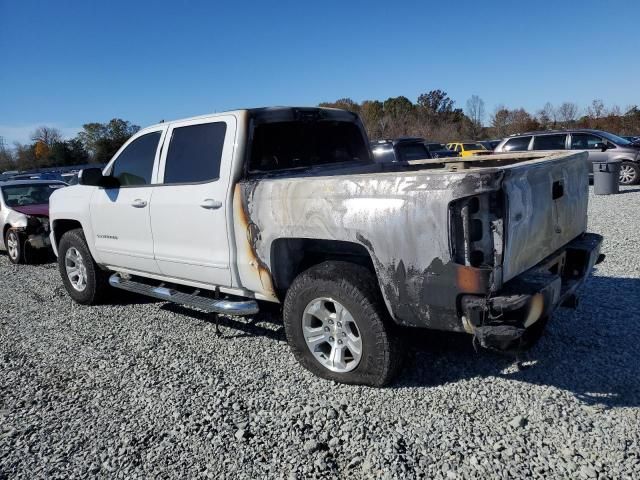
[0,249,56,265]
[394,275,640,409]
[160,303,286,342]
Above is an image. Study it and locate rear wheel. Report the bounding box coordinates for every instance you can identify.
[283,261,402,386]
[5,229,24,264]
[57,228,110,304]
[619,162,640,185]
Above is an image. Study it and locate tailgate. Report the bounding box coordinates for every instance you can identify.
[501,151,589,282]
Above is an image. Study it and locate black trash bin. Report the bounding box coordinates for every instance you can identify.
[593,160,621,195]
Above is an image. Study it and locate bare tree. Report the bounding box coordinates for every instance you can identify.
[556,102,579,125]
[587,99,605,119]
[537,102,556,129]
[465,95,485,139]
[465,95,485,125]
[607,105,621,117]
[0,136,15,171]
[31,126,62,147]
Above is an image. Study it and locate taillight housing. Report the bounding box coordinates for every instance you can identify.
[449,191,504,268]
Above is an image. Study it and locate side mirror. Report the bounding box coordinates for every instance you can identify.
[78,168,119,188]
[594,142,607,152]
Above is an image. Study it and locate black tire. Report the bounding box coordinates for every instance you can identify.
[619,161,640,186]
[5,228,24,264]
[57,228,110,305]
[283,261,403,386]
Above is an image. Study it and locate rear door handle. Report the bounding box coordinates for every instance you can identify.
[200,198,222,210]
[131,199,147,208]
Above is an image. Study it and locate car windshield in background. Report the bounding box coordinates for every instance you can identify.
[463,143,486,150]
[396,143,430,161]
[599,131,632,146]
[426,143,446,151]
[249,121,370,172]
[1,183,65,207]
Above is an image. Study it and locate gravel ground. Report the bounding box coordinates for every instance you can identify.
[1,186,639,479]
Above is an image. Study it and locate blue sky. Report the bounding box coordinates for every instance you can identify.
[1,0,639,144]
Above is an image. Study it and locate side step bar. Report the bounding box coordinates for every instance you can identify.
[109,274,259,316]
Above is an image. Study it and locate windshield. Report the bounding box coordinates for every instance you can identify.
[598,131,632,146]
[249,120,370,172]
[463,143,487,151]
[1,183,65,207]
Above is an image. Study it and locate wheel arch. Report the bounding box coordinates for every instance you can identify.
[269,237,384,302]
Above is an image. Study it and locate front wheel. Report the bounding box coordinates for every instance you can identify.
[57,228,110,305]
[283,261,402,386]
[5,229,24,264]
[619,161,640,185]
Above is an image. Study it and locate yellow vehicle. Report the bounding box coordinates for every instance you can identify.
[446,142,491,157]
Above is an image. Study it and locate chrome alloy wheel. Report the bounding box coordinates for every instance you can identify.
[619,164,637,185]
[302,297,363,373]
[6,230,19,261]
[65,247,87,292]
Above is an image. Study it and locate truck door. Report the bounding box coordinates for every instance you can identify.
[149,115,236,286]
[90,128,166,273]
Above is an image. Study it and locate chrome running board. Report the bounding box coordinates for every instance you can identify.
[108,273,259,316]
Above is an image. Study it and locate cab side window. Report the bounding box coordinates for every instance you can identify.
[111,132,161,186]
[163,122,227,184]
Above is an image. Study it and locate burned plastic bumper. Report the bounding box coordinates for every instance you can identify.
[460,233,603,351]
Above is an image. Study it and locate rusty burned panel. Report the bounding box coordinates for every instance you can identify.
[233,168,504,330]
[501,152,589,282]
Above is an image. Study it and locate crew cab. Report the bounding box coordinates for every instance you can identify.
[49,107,603,386]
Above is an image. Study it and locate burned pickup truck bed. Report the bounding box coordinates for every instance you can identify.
[236,150,601,349]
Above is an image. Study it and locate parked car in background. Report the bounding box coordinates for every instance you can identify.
[622,135,640,145]
[494,129,640,185]
[370,137,433,163]
[479,139,502,151]
[446,142,491,157]
[0,180,66,263]
[424,142,460,158]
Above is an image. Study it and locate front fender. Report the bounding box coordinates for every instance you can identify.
[5,210,28,230]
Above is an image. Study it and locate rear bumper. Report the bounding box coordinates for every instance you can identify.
[460,232,603,351]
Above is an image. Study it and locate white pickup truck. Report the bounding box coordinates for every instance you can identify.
[50,107,603,386]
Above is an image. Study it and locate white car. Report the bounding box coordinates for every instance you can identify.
[0,180,66,263]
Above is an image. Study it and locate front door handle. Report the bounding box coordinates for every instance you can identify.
[200,198,222,210]
[131,199,148,208]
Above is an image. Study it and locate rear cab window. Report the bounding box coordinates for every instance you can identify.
[248,119,370,174]
[502,136,532,152]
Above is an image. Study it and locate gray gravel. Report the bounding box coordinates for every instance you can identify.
[1,186,640,479]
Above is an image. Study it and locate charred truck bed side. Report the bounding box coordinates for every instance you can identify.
[233,140,601,344]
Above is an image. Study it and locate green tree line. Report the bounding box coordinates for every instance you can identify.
[0,119,140,172]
